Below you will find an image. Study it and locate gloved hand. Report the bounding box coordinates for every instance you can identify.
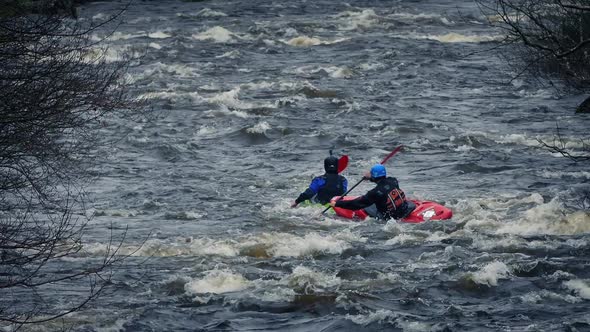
[362,171,371,180]
[290,201,298,208]
[329,197,340,208]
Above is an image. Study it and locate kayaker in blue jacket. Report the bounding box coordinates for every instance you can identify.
[291,156,348,207]
[330,164,415,220]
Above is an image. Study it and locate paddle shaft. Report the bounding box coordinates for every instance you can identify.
[320,145,403,215]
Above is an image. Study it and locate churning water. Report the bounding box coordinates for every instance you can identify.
[14,0,590,331]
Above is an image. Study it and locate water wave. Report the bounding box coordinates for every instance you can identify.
[284,36,349,47]
[186,269,251,294]
[192,26,242,43]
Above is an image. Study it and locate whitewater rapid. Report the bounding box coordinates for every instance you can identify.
[10,0,590,331]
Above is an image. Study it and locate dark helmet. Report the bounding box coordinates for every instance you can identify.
[324,156,338,174]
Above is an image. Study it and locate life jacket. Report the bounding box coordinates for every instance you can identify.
[385,188,407,212]
[315,173,346,204]
[370,177,412,220]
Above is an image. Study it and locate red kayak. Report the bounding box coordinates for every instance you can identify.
[330,196,452,223]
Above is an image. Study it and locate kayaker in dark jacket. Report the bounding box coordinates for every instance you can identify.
[330,164,415,220]
[291,156,348,207]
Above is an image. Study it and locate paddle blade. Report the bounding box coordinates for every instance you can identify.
[380,145,403,165]
[338,155,349,173]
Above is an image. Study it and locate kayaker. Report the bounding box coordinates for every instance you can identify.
[291,156,348,207]
[329,164,415,220]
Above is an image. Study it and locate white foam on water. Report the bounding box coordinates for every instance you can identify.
[195,8,228,17]
[454,193,546,234]
[195,125,218,137]
[275,95,307,108]
[84,46,130,63]
[389,12,453,25]
[515,88,555,99]
[187,238,241,257]
[265,232,352,257]
[148,42,162,49]
[538,170,590,180]
[520,290,581,304]
[136,239,207,257]
[284,36,349,47]
[138,91,202,104]
[466,131,584,151]
[283,27,299,37]
[86,236,241,258]
[496,198,590,236]
[278,81,307,90]
[210,87,277,109]
[328,66,354,78]
[292,65,354,78]
[204,105,250,119]
[192,26,237,43]
[382,219,406,234]
[423,32,502,43]
[239,230,364,258]
[376,272,401,283]
[106,31,145,41]
[519,292,543,304]
[286,36,322,47]
[485,193,544,209]
[165,211,204,220]
[548,270,576,282]
[346,309,397,325]
[454,144,476,152]
[385,233,421,245]
[487,14,523,24]
[95,318,131,332]
[398,321,433,332]
[494,133,546,147]
[242,81,275,90]
[215,50,241,59]
[128,16,158,24]
[246,121,271,134]
[285,266,341,290]
[94,208,139,217]
[359,62,386,71]
[103,230,363,259]
[256,286,296,302]
[566,238,589,248]
[471,261,511,286]
[130,62,201,83]
[137,91,174,101]
[207,87,255,109]
[185,269,251,294]
[147,31,171,39]
[161,63,200,77]
[564,279,590,300]
[335,9,380,30]
[404,258,447,273]
[471,235,556,251]
[425,231,450,243]
[180,266,344,304]
[92,13,107,21]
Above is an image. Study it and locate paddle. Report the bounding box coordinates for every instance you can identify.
[337,155,349,174]
[321,145,404,215]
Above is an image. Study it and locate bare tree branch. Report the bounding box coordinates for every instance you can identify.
[0,0,147,327]
[537,123,590,162]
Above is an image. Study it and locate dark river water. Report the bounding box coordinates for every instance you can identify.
[16,0,590,331]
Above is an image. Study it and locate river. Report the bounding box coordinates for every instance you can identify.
[20,0,590,331]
